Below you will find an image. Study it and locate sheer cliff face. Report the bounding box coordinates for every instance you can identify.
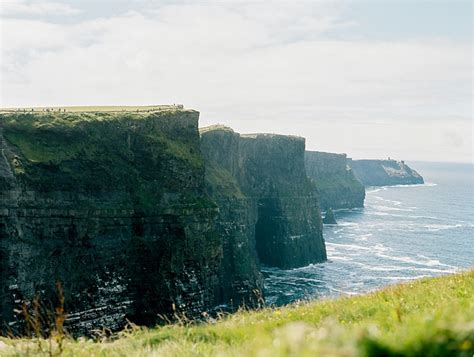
[201,127,326,271]
[200,128,263,308]
[349,159,424,187]
[305,151,365,210]
[0,110,222,335]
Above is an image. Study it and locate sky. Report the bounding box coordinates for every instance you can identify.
[0,0,472,163]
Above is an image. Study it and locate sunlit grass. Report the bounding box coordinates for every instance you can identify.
[2,270,473,356]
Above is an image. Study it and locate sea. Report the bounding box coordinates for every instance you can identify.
[263,161,474,306]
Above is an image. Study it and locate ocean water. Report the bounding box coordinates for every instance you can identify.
[263,161,474,306]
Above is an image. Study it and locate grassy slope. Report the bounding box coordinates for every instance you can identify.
[2,270,473,356]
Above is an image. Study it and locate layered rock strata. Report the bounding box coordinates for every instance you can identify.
[0,109,222,335]
[201,126,326,271]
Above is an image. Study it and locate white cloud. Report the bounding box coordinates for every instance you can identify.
[0,2,472,162]
[0,0,81,16]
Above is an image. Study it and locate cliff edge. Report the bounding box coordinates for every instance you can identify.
[305,151,365,210]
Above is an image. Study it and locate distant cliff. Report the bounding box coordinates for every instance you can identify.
[201,126,326,271]
[0,109,224,335]
[348,159,424,186]
[305,151,365,210]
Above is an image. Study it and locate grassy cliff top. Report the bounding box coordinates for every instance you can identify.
[352,159,404,165]
[0,108,203,203]
[2,270,472,356]
[199,126,305,142]
[306,150,347,158]
[0,105,194,114]
[240,133,305,141]
[199,124,235,134]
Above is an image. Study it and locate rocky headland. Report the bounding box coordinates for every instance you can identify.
[348,159,424,187]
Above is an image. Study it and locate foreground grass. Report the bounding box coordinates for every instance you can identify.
[2,270,473,356]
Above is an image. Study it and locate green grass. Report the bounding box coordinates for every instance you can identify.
[2,270,473,356]
[199,124,235,134]
[205,161,246,199]
[0,111,205,209]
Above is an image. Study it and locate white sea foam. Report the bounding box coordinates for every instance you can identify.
[337,222,360,227]
[351,261,457,274]
[366,183,437,195]
[387,183,437,188]
[366,187,388,194]
[366,275,430,281]
[415,254,458,268]
[373,197,403,205]
[422,223,464,232]
[327,242,391,254]
[366,211,390,216]
[329,256,354,262]
[375,253,457,269]
[326,242,372,251]
[372,205,413,212]
[406,214,440,220]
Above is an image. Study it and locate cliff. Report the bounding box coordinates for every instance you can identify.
[200,126,326,271]
[1,109,330,335]
[304,151,365,210]
[348,159,424,187]
[0,108,223,335]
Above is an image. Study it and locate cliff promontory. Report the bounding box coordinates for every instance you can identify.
[200,126,326,270]
[0,108,224,335]
[1,109,329,335]
[305,151,365,210]
[348,159,424,186]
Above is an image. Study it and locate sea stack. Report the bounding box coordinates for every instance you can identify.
[322,208,337,225]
